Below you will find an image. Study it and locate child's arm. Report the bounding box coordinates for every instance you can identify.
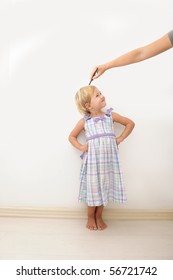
[68,118,88,152]
[112,112,135,145]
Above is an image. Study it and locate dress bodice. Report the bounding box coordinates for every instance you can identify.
[84,108,115,141]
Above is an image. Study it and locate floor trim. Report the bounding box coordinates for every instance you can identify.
[0,207,173,220]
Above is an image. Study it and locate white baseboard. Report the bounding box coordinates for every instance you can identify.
[0,207,173,220]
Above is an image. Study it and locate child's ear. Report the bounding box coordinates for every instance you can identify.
[85,102,91,110]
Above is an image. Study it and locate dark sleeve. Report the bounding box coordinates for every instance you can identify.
[168,30,173,46]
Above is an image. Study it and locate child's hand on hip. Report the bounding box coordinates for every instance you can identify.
[116,136,124,146]
[80,144,88,152]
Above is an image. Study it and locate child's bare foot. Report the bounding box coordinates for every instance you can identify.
[86,217,97,230]
[95,205,107,230]
[86,206,97,230]
[96,217,107,230]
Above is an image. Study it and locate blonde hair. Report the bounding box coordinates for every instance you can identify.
[75,85,96,115]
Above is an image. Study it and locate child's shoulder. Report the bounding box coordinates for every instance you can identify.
[105,108,117,119]
[110,111,121,122]
[105,107,114,116]
[72,118,85,133]
[76,117,85,127]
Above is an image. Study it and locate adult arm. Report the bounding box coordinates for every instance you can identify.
[91,31,173,80]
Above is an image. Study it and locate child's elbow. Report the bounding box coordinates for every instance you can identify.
[68,133,72,143]
[131,121,135,129]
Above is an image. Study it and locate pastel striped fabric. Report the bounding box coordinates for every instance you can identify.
[79,108,127,206]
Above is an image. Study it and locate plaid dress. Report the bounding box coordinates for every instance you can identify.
[79,108,126,206]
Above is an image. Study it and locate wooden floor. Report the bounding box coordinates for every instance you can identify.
[0,217,173,260]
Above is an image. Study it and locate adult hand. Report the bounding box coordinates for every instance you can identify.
[90,65,106,80]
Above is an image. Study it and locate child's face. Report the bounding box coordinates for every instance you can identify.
[89,88,106,111]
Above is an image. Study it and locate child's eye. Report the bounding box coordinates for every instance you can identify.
[96,92,101,97]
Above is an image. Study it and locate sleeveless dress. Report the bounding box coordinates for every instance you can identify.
[79,108,127,206]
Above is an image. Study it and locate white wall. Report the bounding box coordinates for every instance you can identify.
[0,0,172,209]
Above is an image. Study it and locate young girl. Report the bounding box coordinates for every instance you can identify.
[68,86,135,231]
